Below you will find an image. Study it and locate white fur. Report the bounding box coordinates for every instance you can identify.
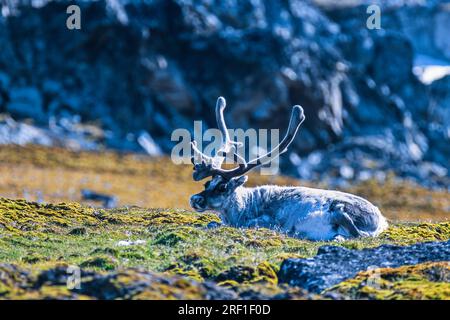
[209,185,388,241]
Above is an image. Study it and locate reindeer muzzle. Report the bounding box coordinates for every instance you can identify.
[190,194,206,212]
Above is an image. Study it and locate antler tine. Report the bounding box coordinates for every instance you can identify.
[216,105,305,180]
[215,97,244,163]
[191,97,247,181]
[191,141,217,181]
[191,141,211,164]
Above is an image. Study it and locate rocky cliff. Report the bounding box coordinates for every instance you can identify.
[0,0,449,187]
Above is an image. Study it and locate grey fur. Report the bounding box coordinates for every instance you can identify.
[190,177,388,241]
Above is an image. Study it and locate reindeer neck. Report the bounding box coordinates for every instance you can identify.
[219,186,262,226]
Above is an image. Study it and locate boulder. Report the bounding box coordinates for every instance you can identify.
[278,240,450,293]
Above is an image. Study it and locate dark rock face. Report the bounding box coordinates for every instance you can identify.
[278,240,450,293]
[0,263,315,299]
[428,75,450,168]
[75,269,238,300]
[0,263,238,299]
[0,0,449,187]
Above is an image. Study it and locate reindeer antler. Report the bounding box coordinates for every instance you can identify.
[191,97,245,181]
[215,97,242,157]
[191,97,305,181]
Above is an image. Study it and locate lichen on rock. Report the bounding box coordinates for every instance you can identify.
[325,262,450,300]
[278,240,450,293]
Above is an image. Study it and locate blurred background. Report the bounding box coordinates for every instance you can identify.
[0,0,449,219]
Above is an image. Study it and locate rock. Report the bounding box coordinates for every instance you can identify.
[137,131,163,156]
[433,4,450,60]
[0,115,104,150]
[371,34,414,90]
[428,75,450,168]
[76,269,237,300]
[7,87,45,121]
[278,240,450,293]
[0,116,53,146]
[0,72,10,91]
[0,263,238,299]
[214,262,278,286]
[81,189,118,208]
[325,261,450,300]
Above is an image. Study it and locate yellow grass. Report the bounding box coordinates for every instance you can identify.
[0,144,448,221]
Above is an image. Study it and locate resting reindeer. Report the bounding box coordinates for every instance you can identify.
[189,97,388,241]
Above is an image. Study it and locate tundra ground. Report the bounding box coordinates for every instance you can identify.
[0,145,448,299]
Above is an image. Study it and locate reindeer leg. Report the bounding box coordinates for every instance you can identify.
[330,204,363,238]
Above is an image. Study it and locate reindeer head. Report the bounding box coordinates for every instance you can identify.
[189,97,305,213]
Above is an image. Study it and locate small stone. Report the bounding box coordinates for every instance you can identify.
[278,240,450,293]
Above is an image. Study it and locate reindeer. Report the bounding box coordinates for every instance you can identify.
[189,97,388,241]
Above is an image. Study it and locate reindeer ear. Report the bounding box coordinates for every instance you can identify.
[229,175,248,188]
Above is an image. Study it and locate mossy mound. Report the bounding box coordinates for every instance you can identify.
[0,263,237,300]
[0,198,98,234]
[380,222,450,245]
[215,261,278,285]
[0,197,219,235]
[325,262,450,300]
[0,262,314,300]
[79,256,118,271]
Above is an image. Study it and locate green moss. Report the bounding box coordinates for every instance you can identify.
[217,280,240,287]
[21,254,44,264]
[145,209,220,226]
[164,252,218,281]
[68,227,87,236]
[80,256,118,271]
[0,198,98,234]
[255,262,278,284]
[0,264,28,298]
[153,232,187,246]
[119,250,146,261]
[380,222,450,245]
[215,262,278,285]
[325,262,450,300]
[90,247,119,256]
[165,268,204,282]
